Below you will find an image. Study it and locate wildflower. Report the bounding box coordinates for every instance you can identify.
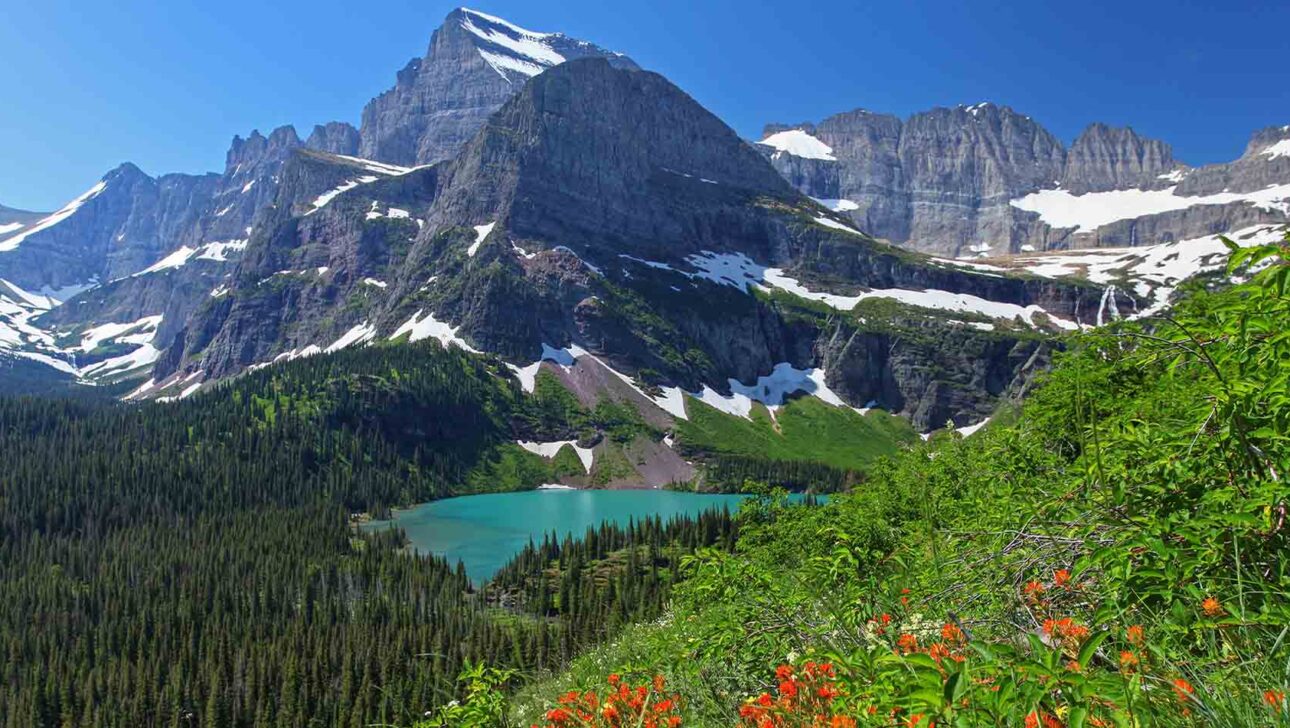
[1119,651,1139,670]
[817,684,840,700]
[1053,569,1071,588]
[831,717,857,728]
[1172,678,1195,703]
[941,623,965,643]
[1023,580,1045,596]
[928,642,950,663]
[1126,625,1144,645]
[1201,597,1223,617]
[775,664,794,681]
[607,673,620,686]
[1042,714,1063,728]
[779,680,799,698]
[1265,690,1285,714]
[757,692,773,707]
[906,713,925,727]
[545,707,571,722]
[897,633,918,653]
[1025,712,1040,728]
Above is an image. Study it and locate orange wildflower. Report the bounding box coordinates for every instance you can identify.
[1172,678,1195,703]
[897,633,918,653]
[1265,690,1286,714]
[1119,651,1139,670]
[941,623,965,643]
[1054,569,1072,588]
[1201,597,1223,617]
[1126,625,1144,645]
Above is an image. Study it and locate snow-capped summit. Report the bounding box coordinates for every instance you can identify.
[357,8,637,166]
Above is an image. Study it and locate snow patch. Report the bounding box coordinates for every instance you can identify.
[758,129,837,161]
[326,322,376,353]
[1260,139,1290,160]
[390,310,480,352]
[469,222,495,257]
[517,440,594,473]
[813,216,865,235]
[327,154,413,176]
[195,239,248,262]
[812,198,860,212]
[306,176,379,214]
[1010,183,1290,230]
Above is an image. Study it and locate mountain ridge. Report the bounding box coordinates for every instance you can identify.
[760,103,1290,256]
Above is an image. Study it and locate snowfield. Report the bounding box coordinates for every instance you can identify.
[1010,183,1290,231]
[757,129,838,161]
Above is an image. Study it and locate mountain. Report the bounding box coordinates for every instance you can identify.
[0,8,638,394]
[2,7,1282,441]
[154,58,1101,436]
[357,7,638,166]
[760,106,1290,256]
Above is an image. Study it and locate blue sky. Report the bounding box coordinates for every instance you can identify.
[3,0,1286,211]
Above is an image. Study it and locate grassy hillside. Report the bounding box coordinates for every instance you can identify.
[491,237,1290,726]
[677,395,919,472]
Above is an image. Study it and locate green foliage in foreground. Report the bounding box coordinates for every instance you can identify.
[512,237,1290,726]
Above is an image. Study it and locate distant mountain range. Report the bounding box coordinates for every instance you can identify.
[759,108,1290,257]
[0,7,1286,442]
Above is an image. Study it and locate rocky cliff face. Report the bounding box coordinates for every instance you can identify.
[357,8,637,167]
[305,122,360,156]
[1062,123,1176,193]
[762,108,1289,256]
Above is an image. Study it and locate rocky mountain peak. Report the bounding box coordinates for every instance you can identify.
[357,8,636,167]
[305,122,360,156]
[1242,124,1290,160]
[226,125,303,174]
[428,57,795,260]
[1062,122,1175,193]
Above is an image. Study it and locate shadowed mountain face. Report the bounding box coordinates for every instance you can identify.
[357,8,638,167]
[760,107,1289,256]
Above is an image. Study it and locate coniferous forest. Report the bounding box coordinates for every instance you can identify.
[0,344,737,727]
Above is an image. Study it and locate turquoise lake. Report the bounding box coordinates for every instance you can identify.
[364,489,764,583]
